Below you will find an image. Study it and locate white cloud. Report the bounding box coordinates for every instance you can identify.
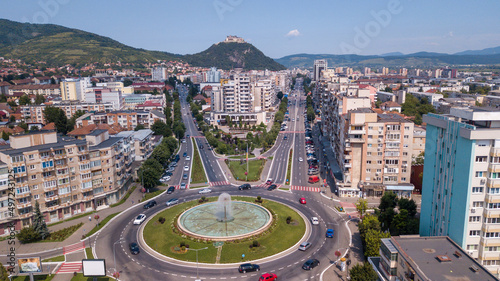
[285,29,301,37]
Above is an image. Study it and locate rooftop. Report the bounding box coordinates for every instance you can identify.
[392,236,498,281]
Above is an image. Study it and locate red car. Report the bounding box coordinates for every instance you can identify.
[266,179,273,185]
[300,197,307,204]
[259,273,277,281]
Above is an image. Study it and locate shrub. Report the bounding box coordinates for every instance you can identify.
[286,216,292,224]
[252,240,260,247]
[185,244,190,249]
[180,241,185,247]
[159,217,166,224]
[17,227,40,243]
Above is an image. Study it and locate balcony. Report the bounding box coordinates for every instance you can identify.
[19,213,32,219]
[16,192,31,199]
[46,206,58,212]
[347,138,365,144]
[17,202,32,209]
[491,148,500,157]
[486,194,500,204]
[45,195,59,202]
[488,165,500,173]
[482,224,500,233]
[348,129,366,135]
[344,162,352,168]
[484,208,500,218]
[44,185,58,192]
[487,178,500,188]
[54,154,66,160]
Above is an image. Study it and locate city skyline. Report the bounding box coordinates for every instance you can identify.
[1,0,500,58]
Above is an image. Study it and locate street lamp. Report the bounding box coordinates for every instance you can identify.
[113,238,124,275]
[187,247,208,280]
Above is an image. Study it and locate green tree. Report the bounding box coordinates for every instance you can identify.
[134,124,145,131]
[349,262,378,281]
[0,262,9,281]
[151,144,171,166]
[34,94,45,105]
[398,198,417,218]
[123,79,133,87]
[359,215,381,239]
[307,106,316,122]
[9,115,15,123]
[19,94,31,106]
[43,106,68,134]
[67,110,86,133]
[139,159,163,190]
[356,198,368,218]
[378,207,395,232]
[379,192,397,212]
[151,120,170,137]
[18,121,28,132]
[173,121,185,139]
[364,228,390,257]
[384,86,393,93]
[32,201,49,240]
[277,91,283,100]
[390,209,409,236]
[16,226,40,244]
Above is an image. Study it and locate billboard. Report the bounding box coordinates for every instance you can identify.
[82,259,106,277]
[18,257,42,273]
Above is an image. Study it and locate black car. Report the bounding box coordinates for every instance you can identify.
[143,200,157,209]
[165,172,173,176]
[283,136,288,140]
[239,184,251,190]
[302,259,320,270]
[129,242,140,255]
[183,152,187,157]
[238,263,260,273]
[267,184,277,191]
[199,144,204,149]
[167,186,175,194]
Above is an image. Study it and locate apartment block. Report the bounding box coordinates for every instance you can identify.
[8,84,61,96]
[60,78,91,100]
[0,130,134,234]
[313,59,327,81]
[420,107,500,276]
[21,102,113,123]
[335,109,414,198]
[369,236,498,281]
[75,110,165,130]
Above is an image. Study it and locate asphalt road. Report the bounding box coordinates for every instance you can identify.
[94,186,350,281]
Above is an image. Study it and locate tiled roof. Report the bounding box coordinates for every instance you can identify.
[41,122,56,130]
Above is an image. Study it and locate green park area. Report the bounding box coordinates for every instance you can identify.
[226,159,265,181]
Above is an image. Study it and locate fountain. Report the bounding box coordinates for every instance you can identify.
[177,193,272,241]
[215,193,234,222]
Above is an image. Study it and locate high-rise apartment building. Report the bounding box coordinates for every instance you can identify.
[420,107,500,276]
[0,130,134,233]
[60,78,91,101]
[151,66,168,81]
[206,67,221,83]
[313,59,328,81]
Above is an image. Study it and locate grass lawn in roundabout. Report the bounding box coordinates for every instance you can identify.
[142,196,305,263]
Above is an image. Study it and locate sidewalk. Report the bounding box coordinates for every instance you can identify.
[0,183,148,255]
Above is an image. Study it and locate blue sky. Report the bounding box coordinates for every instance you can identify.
[2,0,500,58]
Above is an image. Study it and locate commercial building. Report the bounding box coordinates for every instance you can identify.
[369,236,498,281]
[420,107,500,276]
[0,130,134,234]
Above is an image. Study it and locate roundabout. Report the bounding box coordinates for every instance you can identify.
[141,194,307,263]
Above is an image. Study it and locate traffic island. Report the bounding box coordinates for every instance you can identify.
[225,159,265,181]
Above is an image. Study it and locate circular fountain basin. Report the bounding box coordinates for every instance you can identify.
[177,201,272,241]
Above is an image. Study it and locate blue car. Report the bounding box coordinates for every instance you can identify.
[326,229,334,238]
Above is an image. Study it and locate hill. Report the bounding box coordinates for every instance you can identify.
[275,52,500,69]
[0,19,285,71]
[183,42,285,71]
[0,19,179,66]
[454,46,500,56]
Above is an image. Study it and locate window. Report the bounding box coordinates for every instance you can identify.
[377,160,383,165]
[378,152,383,156]
[376,169,382,173]
[367,161,372,164]
[403,152,408,156]
[58,178,70,185]
[472,186,484,193]
[40,152,50,158]
[366,169,371,173]
[34,194,39,200]
[31,175,36,180]
[489,203,500,209]
[484,232,500,238]
[16,186,29,195]
[401,177,407,181]
[30,165,35,170]
[32,185,38,190]
[489,188,500,194]
[485,246,500,251]
[367,152,372,156]
[469,216,481,222]
[81,173,91,180]
[476,171,486,177]
[59,187,70,195]
[491,172,500,179]
[28,154,34,160]
[386,159,399,165]
[13,166,26,174]
[473,201,484,208]
[42,160,53,168]
[404,135,409,139]
[483,260,500,266]
[476,156,488,162]
[492,157,500,164]
[81,181,92,189]
[80,164,90,171]
[404,126,410,130]
[485,218,500,224]
[470,230,480,237]
[11,155,24,163]
[43,180,56,188]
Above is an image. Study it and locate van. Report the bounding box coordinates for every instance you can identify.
[308,175,320,183]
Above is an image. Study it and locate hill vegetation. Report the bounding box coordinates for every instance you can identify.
[0,19,284,70]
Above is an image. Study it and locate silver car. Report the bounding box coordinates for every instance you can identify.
[299,241,312,251]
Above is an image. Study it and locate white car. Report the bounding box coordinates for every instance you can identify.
[184,166,189,171]
[311,217,319,225]
[198,188,212,194]
[133,214,147,225]
[298,157,303,162]
[186,156,191,161]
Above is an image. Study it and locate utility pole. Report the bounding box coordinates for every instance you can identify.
[188,247,208,281]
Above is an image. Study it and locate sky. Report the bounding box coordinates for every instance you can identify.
[2,0,500,58]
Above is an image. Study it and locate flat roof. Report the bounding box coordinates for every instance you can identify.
[90,136,122,150]
[393,236,499,281]
[0,139,86,156]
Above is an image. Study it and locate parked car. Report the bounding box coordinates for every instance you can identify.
[129,242,140,255]
[308,175,320,183]
[302,259,320,270]
[143,200,157,209]
[166,198,179,206]
[326,229,334,238]
[299,241,312,251]
[238,263,260,273]
[133,214,146,225]
[300,197,307,204]
[259,273,277,281]
[267,184,277,191]
[239,184,251,190]
[198,188,212,194]
[311,217,319,225]
[167,186,175,194]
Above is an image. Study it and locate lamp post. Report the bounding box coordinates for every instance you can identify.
[113,238,124,276]
[187,247,208,280]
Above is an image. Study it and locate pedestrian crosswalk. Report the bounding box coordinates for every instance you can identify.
[63,241,85,255]
[174,185,189,190]
[209,181,230,187]
[56,262,82,274]
[254,183,282,188]
[291,186,321,192]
